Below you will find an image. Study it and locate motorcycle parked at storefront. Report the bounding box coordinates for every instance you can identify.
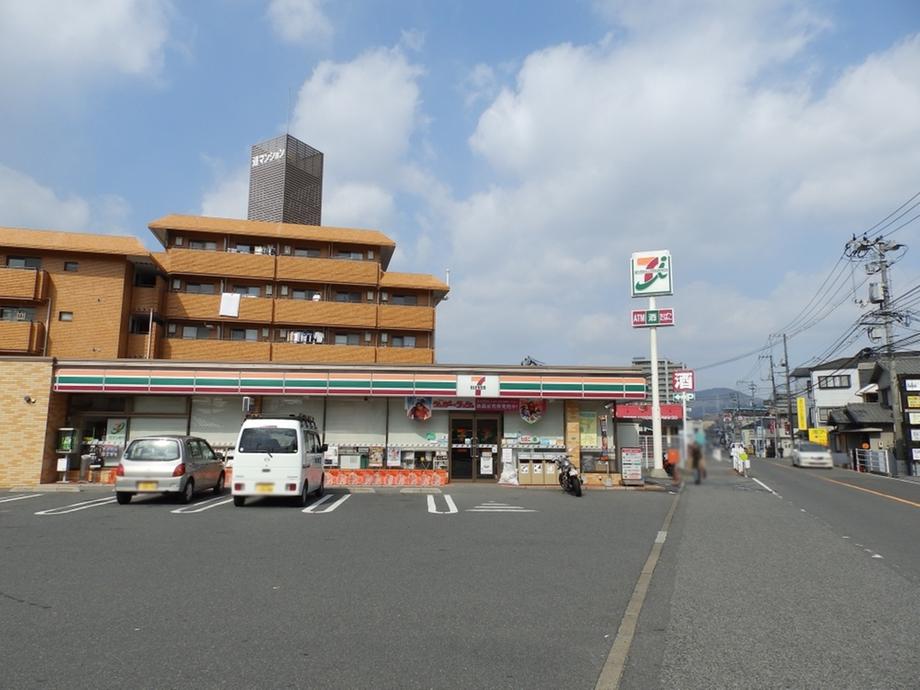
[554,454,583,497]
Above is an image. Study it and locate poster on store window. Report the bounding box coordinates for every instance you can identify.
[519,399,546,424]
[579,412,597,446]
[405,396,433,421]
[480,452,493,475]
[105,418,127,447]
[386,447,402,468]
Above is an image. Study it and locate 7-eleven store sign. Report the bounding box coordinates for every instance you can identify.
[456,375,500,397]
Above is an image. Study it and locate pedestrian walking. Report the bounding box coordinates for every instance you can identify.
[690,442,706,484]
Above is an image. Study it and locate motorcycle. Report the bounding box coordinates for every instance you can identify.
[554,455,583,497]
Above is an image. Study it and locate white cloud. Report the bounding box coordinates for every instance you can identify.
[200,165,249,219]
[0,164,134,236]
[432,7,920,384]
[266,0,332,44]
[323,183,395,230]
[0,0,172,93]
[290,47,424,181]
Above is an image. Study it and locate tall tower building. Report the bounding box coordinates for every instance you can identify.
[248,134,324,225]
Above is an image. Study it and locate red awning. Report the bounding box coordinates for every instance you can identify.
[613,403,683,421]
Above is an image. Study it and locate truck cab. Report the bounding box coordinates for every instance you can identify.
[231,414,326,507]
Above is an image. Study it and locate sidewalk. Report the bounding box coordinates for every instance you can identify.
[621,457,920,688]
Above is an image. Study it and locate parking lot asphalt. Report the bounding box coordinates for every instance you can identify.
[0,484,673,689]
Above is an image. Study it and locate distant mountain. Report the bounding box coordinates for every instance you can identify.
[687,388,762,419]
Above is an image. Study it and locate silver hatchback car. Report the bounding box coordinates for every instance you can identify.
[114,436,226,504]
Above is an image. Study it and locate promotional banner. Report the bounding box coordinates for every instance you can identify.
[579,412,598,446]
[807,428,829,446]
[797,397,807,431]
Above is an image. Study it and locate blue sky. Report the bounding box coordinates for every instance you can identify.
[2,0,920,393]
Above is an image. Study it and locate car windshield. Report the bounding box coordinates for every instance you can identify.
[238,427,298,454]
[123,439,181,461]
[798,442,826,452]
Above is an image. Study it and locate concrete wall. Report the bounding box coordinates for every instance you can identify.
[0,358,55,487]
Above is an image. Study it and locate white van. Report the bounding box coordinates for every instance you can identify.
[231,414,326,507]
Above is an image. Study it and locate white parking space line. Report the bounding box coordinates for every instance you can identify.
[751,477,779,496]
[303,494,350,514]
[171,497,235,514]
[35,496,117,515]
[467,501,535,513]
[426,494,458,514]
[0,494,42,504]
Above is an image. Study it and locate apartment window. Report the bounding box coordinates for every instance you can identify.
[6,256,41,269]
[817,375,851,389]
[232,244,252,254]
[380,291,389,302]
[134,272,156,288]
[232,285,261,297]
[59,311,74,322]
[334,291,361,303]
[167,323,177,335]
[334,333,360,346]
[391,294,418,306]
[171,278,181,290]
[188,240,217,251]
[230,328,259,341]
[334,250,364,261]
[186,283,216,295]
[294,247,321,258]
[280,285,289,296]
[391,335,416,348]
[174,236,184,246]
[64,261,79,272]
[182,325,211,340]
[0,306,35,321]
[292,289,322,301]
[367,250,375,260]
[366,290,375,301]
[816,408,830,423]
[265,285,273,297]
[129,315,151,334]
[380,332,388,343]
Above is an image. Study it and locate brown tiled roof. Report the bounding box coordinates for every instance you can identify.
[149,214,397,249]
[0,226,148,257]
[380,271,449,292]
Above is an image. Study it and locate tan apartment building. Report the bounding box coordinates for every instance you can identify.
[0,215,448,365]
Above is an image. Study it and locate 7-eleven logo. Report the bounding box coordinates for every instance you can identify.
[458,375,499,398]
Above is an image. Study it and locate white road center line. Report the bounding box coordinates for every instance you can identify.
[171,497,235,514]
[0,494,42,503]
[303,494,350,514]
[655,530,667,544]
[35,496,118,515]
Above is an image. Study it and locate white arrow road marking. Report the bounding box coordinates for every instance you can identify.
[303,494,350,514]
[35,496,117,515]
[0,494,42,503]
[427,494,458,514]
[171,496,234,514]
[751,477,779,496]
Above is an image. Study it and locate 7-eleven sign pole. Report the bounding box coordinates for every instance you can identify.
[630,250,673,478]
[648,295,663,474]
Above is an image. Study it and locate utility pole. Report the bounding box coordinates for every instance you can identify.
[769,353,780,456]
[784,334,794,451]
[847,235,907,476]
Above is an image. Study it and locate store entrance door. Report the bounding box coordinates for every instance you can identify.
[449,414,501,481]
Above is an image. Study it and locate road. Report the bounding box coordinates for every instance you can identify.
[2,460,918,689]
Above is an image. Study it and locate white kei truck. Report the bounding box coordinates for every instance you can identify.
[231,414,326,507]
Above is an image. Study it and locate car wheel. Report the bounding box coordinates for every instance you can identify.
[116,492,133,505]
[180,479,194,504]
[213,472,225,495]
[297,482,309,507]
[233,495,245,507]
[314,474,325,497]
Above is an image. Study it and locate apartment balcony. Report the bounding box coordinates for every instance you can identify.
[274,300,377,328]
[165,292,273,322]
[276,256,379,286]
[377,304,434,330]
[166,248,275,280]
[0,320,45,354]
[375,347,434,365]
[131,286,161,313]
[161,338,272,362]
[271,343,377,364]
[0,267,47,302]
